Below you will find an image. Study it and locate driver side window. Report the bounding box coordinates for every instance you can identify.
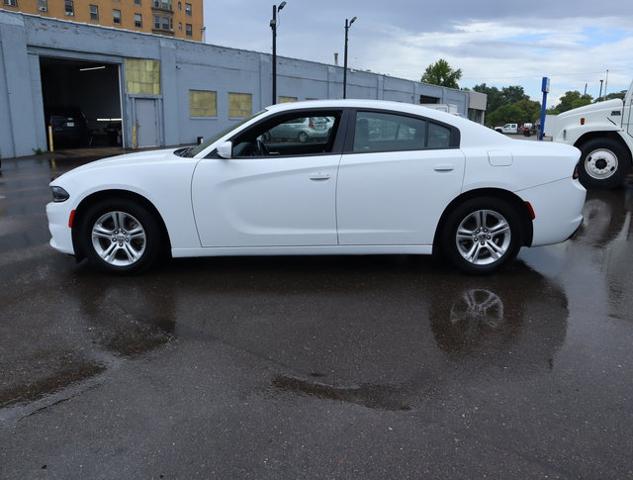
[232,111,341,158]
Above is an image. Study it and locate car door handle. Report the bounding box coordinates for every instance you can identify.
[309,173,331,181]
[433,164,455,172]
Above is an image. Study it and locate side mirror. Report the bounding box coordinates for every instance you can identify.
[216,141,232,159]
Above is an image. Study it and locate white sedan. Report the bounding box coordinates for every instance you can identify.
[47,100,586,274]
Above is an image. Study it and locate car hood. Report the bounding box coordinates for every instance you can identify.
[51,148,180,184]
[555,98,623,119]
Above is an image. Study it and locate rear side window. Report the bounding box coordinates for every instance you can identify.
[428,122,451,149]
[352,111,457,153]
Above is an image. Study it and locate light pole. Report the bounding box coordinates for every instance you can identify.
[270,2,287,105]
[343,16,357,99]
[599,79,604,101]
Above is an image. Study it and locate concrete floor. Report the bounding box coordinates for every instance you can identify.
[1,155,632,479]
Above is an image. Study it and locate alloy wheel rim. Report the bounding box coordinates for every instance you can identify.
[585,148,618,180]
[91,211,146,267]
[456,209,511,266]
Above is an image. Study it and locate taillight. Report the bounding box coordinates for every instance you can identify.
[573,164,580,180]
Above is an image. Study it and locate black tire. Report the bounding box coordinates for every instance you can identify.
[79,198,162,274]
[441,197,523,275]
[577,138,631,190]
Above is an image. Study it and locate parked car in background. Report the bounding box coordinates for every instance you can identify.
[47,100,585,275]
[266,116,333,143]
[546,81,633,189]
[521,123,536,137]
[495,123,519,134]
[44,107,90,148]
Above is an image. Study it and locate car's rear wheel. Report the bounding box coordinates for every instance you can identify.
[298,131,308,143]
[79,198,162,273]
[578,138,630,189]
[441,197,522,274]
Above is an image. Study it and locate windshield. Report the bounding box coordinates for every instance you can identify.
[176,110,267,158]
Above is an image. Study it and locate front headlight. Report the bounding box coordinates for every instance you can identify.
[51,186,70,203]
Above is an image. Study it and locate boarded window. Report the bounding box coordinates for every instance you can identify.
[278,96,298,103]
[228,93,252,118]
[189,90,217,117]
[125,59,161,95]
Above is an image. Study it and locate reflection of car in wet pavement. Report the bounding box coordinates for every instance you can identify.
[574,189,630,247]
[271,264,568,411]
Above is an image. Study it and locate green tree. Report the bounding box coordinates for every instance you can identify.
[501,85,529,104]
[421,59,462,89]
[551,91,593,114]
[473,83,504,113]
[602,90,627,101]
[473,84,537,126]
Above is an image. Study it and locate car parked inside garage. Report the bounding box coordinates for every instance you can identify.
[47,100,585,274]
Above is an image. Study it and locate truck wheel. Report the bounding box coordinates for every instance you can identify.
[578,138,631,189]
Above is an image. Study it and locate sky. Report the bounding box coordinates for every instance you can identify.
[202,0,633,106]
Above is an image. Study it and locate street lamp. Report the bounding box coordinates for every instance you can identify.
[270,2,287,105]
[343,16,357,99]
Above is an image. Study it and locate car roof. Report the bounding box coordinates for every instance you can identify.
[267,99,431,113]
[264,99,475,128]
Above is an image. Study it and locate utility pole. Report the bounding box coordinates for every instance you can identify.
[343,16,357,99]
[584,83,587,96]
[599,79,604,101]
[604,69,609,99]
[270,2,287,105]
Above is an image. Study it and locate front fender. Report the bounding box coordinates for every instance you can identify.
[51,161,201,250]
[559,123,622,146]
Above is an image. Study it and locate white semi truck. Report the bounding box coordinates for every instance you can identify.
[546,82,633,189]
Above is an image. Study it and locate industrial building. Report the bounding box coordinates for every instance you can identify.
[0,10,487,159]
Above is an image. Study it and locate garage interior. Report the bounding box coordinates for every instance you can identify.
[39,57,123,150]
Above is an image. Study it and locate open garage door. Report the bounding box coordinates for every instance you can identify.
[39,57,123,150]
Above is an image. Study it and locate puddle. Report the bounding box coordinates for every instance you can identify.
[0,361,105,409]
[271,375,413,411]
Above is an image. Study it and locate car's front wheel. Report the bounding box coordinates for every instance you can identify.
[441,197,522,274]
[79,198,162,273]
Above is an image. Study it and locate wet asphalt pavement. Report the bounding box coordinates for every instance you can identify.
[1,154,633,479]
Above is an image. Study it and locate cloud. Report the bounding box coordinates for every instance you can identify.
[203,1,633,104]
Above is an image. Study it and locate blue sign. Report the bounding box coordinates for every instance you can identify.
[539,77,550,141]
[541,77,550,94]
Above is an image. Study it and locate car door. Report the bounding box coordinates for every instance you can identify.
[192,109,344,247]
[336,109,465,245]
